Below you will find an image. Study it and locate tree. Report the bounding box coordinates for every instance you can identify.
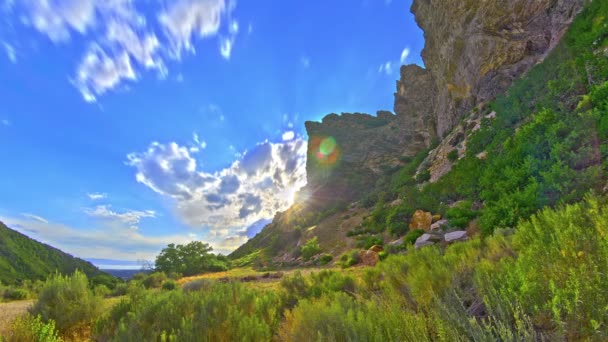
[155,241,227,276]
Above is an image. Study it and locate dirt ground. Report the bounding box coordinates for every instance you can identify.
[0,300,34,337]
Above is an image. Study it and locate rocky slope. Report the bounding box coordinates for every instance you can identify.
[232,0,586,261]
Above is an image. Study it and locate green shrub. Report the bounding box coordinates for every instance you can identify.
[447,149,459,162]
[95,283,282,341]
[403,229,425,246]
[446,201,478,228]
[6,314,62,342]
[318,254,333,266]
[111,283,128,297]
[301,237,322,261]
[182,279,214,293]
[339,250,361,268]
[3,288,29,301]
[93,284,110,298]
[141,272,167,289]
[30,270,102,334]
[378,251,388,261]
[355,235,383,250]
[416,170,431,183]
[162,280,177,291]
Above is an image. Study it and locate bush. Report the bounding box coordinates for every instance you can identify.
[447,149,459,162]
[111,283,128,297]
[182,279,214,293]
[318,254,333,266]
[30,271,102,335]
[141,272,167,289]
[95,283,282,341]
[162,280,178,291]
[403,229,425,246]
[301,237,322,261]
[378,251,388,261]
[3,288,29,301]
[7,314,62,342]
[355,235,383,250]
[339,250,361,268]
[416,170,431,183]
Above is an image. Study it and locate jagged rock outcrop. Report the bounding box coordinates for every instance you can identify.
[411,0,585,137]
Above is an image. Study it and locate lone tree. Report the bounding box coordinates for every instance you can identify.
[155,241,228,276]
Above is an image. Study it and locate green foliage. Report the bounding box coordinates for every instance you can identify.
[141,272,167,289]
[161,280,177,291]
[0,222,106,285]
[447,149,459,162]
[477,195,608,339]
[7,314,62,342]
[280,292,429,341]
[403,229,425,246]
[446,200,478,228]
[94,282,282,341]
[3,287,29,301]
[318,253,333,266]
[30,270,103,334]
[300,237,322,261]
[338,250,361,268]
[155,241,229,276]
[355,235,383,250]
[416,170,431,183]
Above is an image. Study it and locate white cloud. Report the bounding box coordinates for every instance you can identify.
[400,47,410,64]
[3,42,16,63]
[9,0,237,101]
[21,213,48,224]
[24,0,97,42]
[1,214,194,260]
[84,205,155,230]
[127,134,308,251]
[74,45,136,102]
[378,61,393,75]
[87,192,107,200]
[282,131,295,141]
[159,0,233,59]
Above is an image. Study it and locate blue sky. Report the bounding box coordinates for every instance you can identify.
[0,0,423,267]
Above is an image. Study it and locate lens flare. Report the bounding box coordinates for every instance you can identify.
[310,136,340,166]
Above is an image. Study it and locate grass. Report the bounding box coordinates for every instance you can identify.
[0,300,34,337]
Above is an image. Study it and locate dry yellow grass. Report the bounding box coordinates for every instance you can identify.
[0,300,34,338]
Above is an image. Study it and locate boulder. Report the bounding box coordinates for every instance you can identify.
[444,231,469,243]
[390,198,403,207]
[415,233,442,249]
[368,245,384,253]
[388,237,404,246]
[415,241,435,249]
[430,219,448,231]
[409,210,433,231]
[358,250,380,267]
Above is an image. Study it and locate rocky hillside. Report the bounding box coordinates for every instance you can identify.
[0,221,106,284]
[231,0,598,263]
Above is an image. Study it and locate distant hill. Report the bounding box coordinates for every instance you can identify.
[0,221,106,284]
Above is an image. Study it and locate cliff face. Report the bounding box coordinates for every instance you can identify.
[302,0,584,201]
[411,0,585,137]
[232,0,586,260]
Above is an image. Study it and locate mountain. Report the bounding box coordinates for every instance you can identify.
[0,221,106,284]
[231,0,606,264]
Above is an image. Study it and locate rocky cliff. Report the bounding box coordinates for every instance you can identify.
[302,0,585,203]
[411,0,586,137]
[231,0,586,260]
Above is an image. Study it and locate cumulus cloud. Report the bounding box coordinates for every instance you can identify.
[127,134,308,246]
[282,131,295,141]
[8,0,237,101]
